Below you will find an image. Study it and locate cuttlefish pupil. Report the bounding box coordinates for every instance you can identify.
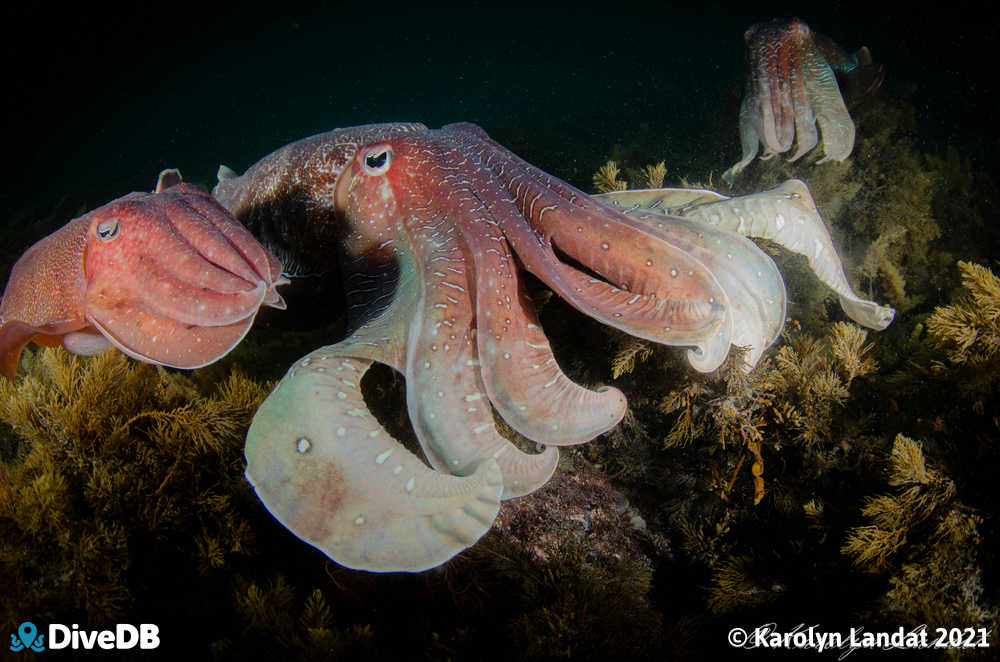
[363,148,393,174]
[95,218,120,240]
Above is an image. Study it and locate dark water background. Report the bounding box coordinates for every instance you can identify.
[2,0,996,227]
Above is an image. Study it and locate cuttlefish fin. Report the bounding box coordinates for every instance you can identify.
[217,164,238,182]
[154,168,183,193]
[245,351,503,572]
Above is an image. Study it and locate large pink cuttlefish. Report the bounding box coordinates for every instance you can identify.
[213,122,790,572]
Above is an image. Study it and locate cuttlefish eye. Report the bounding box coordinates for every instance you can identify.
[362,147,393,175]
[95,218,121,241]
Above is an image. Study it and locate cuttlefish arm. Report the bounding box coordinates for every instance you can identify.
[0,172,287,380]
[595,179,894,330]
[243,249,548,571]
[244,274,509,572]
[244,350,504,573]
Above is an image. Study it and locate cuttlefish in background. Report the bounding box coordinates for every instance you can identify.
[213,122,892,572]
[0,170,287,380]
[723,18,885,183]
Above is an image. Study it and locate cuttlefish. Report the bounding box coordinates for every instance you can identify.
[723,18,885,183]
[0,170,287,380]
[213,122,892,572]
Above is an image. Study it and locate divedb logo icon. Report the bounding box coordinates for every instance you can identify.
[9,622,44,652]
[9,622,160,653]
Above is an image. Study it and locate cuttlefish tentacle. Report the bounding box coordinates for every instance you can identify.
[685,180,893,329]
[84,186,286,369]
[463,138,730,353]
[400,211,559,498]
[757,23,799,155]
[474,268,627,446]
[626,210,786,371]
[244,351,503,573]
[804,49,855,164]
[449,188,627,446]
[596,179,894,330]
[329,139,562,499]
[85,198,272,328]
[382,135,626,448]
[161,192,288,310]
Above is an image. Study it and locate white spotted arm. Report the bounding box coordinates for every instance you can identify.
[244,351,503,572]
[596,180,894,330]
[685,180,893,330]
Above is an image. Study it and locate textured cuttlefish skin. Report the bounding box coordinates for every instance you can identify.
[724,18,884,184]
[595,179,895,342]
[214,122,790,572]
[0,174,287,380]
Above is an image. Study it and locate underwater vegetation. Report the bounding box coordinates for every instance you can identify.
[0,348,267,627]
[581,84,999,656]
[843,433,994,633]
[926,261,1000,410]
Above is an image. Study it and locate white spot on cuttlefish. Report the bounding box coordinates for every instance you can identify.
[296,438,311,453]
